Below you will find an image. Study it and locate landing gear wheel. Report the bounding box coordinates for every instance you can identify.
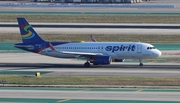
[139,63,143,66]
[139,59,143,67]
[84,62,90,67]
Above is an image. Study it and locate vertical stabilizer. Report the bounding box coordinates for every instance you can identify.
[17,18,45,44]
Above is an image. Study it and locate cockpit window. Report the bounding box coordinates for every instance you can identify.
[147,47,155,50]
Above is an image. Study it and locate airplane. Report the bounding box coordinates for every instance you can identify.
[14,18,161,67]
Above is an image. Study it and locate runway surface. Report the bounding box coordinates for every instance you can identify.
[0,53,180,77]
[1,23,180,29]
[0,87,180,102]
[1,27,180,34]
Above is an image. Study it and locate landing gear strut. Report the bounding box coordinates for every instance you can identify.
[139,59,143,66]
[84,61,90,67]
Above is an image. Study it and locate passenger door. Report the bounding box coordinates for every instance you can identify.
[137,44,142,53]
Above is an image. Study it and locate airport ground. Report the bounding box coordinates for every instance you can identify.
[1,1,180,23]
[0,87,180,103]
[1,53,180,102]
[0,1,180,102]
[1,53,180,83]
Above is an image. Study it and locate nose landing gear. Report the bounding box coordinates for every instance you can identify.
[139,59,143,66]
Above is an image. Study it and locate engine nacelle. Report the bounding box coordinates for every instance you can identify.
[91,56,111,65]
[112,59,125,62]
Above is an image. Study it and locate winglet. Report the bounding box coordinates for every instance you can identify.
[90,35,97,42]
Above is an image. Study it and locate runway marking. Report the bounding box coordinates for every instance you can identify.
[58,98,71,102]
[136,90,142,92]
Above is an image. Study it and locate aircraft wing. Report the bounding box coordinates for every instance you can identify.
[48,42,103,56]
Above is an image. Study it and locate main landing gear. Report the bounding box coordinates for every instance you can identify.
[84,61,90,67]
[139,59,143,66]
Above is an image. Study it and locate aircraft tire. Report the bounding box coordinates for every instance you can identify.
[84,62,90,67]
[139,63,143,66]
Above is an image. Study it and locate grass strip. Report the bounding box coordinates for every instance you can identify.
[0,75,180,86]
[1,14,180,23]
[1,33,180,43]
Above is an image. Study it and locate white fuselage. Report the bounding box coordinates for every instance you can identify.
[39,42,161,59]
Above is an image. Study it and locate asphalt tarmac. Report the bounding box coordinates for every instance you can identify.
[0,52,180,103]
[0,53,180,77]
[1,23,180,29]
[1,27,180,35]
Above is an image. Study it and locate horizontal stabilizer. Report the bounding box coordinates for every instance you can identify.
[14,44,33,48]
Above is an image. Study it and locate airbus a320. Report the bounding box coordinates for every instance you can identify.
[14,18,161,67]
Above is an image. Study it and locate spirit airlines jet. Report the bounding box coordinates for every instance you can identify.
[14,18,161,67]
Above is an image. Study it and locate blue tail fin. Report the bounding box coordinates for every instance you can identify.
[17,18,45,44]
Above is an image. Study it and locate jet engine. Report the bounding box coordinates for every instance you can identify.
[90,56,111,65]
